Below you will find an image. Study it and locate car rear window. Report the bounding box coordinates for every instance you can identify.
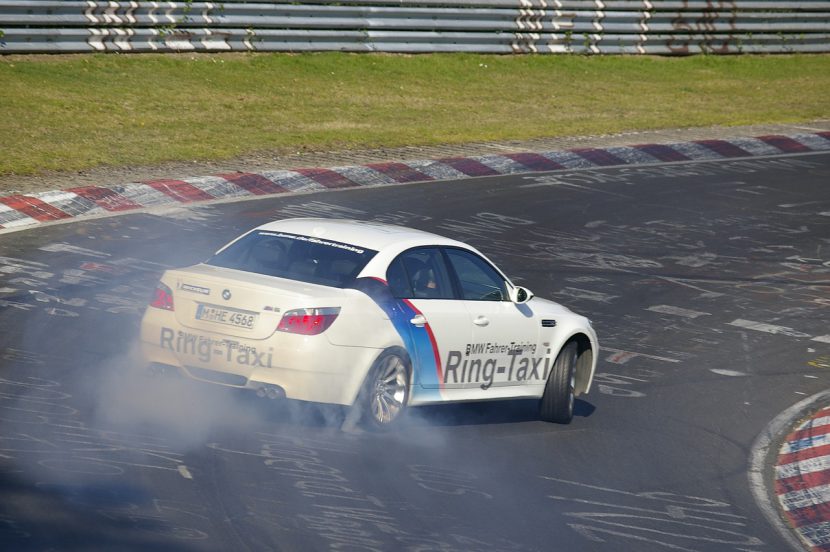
[206,231,377,288]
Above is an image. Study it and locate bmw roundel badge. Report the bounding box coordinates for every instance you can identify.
[222,289,232,301]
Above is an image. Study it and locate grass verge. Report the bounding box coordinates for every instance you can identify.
[0,53,828,177]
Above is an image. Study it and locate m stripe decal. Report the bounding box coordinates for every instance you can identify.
[403,298,444,390]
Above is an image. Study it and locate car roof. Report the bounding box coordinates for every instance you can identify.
[255,218,463,251]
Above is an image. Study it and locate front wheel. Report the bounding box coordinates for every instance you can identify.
[540,341,577,424]
[353,348,411,431]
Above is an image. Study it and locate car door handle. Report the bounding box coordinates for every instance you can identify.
[410,314,427,327]
[473,316,489,327]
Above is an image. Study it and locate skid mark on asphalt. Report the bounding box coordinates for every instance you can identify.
[647,305,711,319]
[729,319,825,341]
[0,363,257,544]
[206,433,525,551]
[604,348,681,365]
[0,245,171,318]
[588,347,683,398]
[539,476,766,551]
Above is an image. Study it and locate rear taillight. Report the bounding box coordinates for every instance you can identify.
[150,282,174,311]
[277,307,340,335]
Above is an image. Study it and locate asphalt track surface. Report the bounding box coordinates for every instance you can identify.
[0,151,829,551]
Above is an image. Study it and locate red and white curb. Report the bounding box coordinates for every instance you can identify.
[1,131,829,231]
[776,406,830,551]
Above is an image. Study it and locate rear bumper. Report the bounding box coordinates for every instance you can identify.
[140,308,379,406]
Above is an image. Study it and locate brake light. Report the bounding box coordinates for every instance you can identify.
[277,307,340,335]
[150,282,174,311]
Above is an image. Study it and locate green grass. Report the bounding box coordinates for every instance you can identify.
[0,53,828,176]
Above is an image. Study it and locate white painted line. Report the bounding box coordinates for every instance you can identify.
[39,243,111,258]
[778,201,824,208]
[710,369,748,377]
[177,464,193,480]
[779,482,830,512]
[733,187,764,196]
[812,336,830,344]
[647,305,710,319]
[559,287,618,303]
[728,319,811,338]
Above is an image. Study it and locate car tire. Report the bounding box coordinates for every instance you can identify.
[353,347,411,431]
[540,341,577,424]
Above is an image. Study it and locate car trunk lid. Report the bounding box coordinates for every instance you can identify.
[166,264,348,340]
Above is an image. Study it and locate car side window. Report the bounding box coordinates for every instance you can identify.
[387,248,455,300]
[445,248,508,301]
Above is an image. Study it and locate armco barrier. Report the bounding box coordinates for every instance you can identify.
[0,0,828,54]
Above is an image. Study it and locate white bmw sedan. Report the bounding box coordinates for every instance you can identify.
[141,218,598,429]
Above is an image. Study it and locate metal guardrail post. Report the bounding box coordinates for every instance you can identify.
[0,0,828,54]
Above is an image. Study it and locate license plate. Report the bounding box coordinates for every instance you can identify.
[196,304,257,329]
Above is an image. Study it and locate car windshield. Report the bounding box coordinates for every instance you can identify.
[206,230,377,288]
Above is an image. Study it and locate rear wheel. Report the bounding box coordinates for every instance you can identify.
[540,341,577,424]
[354,348,411,431]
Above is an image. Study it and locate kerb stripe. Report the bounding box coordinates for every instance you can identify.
[0,195,72,222]
[145,179,215,202]
[758,135,813,153]
[218,173,288,195]
[787,422,830,445]
[779,443,830,467]
[782,501,830,529]
[695,139,752,158]
[366,162,433,183]
[572,148,626,166]
[632,144,690,162]
[776,467,830,495]
[66,186,142,212]
[294,168,358,189]
[438,157,500,177]
[503,152,565,171]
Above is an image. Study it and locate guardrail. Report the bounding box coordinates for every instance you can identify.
[1,1,828,54]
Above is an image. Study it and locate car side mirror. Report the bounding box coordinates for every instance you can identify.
[510,286,534,304]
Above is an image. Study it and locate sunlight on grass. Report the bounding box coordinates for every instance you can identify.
[0,53,828,176]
